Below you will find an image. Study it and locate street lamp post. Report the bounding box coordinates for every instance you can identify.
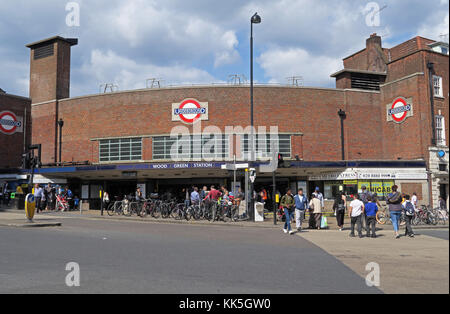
[338,109,346,160]
[58,119,64,164]
[249,12,261,222]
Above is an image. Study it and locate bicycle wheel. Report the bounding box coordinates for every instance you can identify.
[376,211,387,225]
[140,203,148,218]
[106,202,115,216]
[123,203,131,216]
[151,204,161,219]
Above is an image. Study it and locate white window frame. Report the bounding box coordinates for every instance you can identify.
[433,75,443,97]
[99,138,143,162]
[436,115,446,146]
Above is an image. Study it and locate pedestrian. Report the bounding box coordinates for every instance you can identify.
[411,192,418,210]
[102,191,110,210]
[312,187,324,210]
[280,189,295,235]
[64,186,73,210]
[294,188,308,232]
[348,194,364,238]
[333,192,346,231]
[183,187,190,207]
[309,194,323,230]
[386,185,403,239]
[439,195,447,210]
[234,187,244,207]
[190,187,200,205]
[402,195,415,238]
[50,185,56,210]
[34,184,44,213]
[45,183,52,210]
[74,195,80,211]
[359,186,371,230]
[364,196,378,238]
[135,187,143,202]
[200,186,208,201]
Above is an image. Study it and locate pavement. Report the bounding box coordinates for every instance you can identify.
[297,228,449,294]
[1,207,447,230]
[0,209,62,228]
[0,208,448,294]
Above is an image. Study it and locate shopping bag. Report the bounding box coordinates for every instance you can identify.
[320,216,328,228]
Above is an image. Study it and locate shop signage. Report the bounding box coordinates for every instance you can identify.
[172,99,208,124]
[309,172,357,181]
[358,173,396,180]
[310,170,427,181]
[386,97,413,124]
[0,111,23,135]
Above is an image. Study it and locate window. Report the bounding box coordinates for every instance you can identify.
[436,115,446,146]
[152,135,229,160]
[439,164,448,172]
[99,138,142,162]
[433,76,443,97]
[241,134,291,159]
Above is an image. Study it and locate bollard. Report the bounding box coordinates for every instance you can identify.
[24,193,36,223]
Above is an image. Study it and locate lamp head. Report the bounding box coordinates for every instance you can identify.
[251,13,261,24]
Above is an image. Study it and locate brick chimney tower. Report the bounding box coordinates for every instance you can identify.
[26,36,77,164]
[26,36,78,104]
[366,33,387,73]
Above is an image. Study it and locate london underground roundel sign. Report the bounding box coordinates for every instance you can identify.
[173,99,208,124]
[0,111,22,135]
[388,97,412,123]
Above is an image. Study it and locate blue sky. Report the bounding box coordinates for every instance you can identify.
[0,0,448,97]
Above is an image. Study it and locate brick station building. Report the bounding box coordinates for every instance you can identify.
[21,34,448,209]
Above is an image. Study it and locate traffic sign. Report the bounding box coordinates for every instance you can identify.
[221,163,249,170]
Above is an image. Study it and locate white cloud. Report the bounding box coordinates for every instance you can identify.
[417,12,449,42]
[258,48,341,87]
[86,0,240,68]
[73,49,217,94]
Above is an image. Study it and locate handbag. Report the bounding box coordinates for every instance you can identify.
[320,216,328,228]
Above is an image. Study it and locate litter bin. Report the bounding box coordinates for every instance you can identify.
[15,194,25,210]
[254,202,265,222]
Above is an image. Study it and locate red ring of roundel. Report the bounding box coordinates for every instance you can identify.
[391,98,408,123]
[0,111,18,134]
[178,99,202,124]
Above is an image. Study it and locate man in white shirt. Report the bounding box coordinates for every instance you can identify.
[349,194,365,238]
[411,192,418,210]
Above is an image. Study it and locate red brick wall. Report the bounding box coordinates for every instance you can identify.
[31,86,387,164]
[31,101,57,164]
[0,94,31,168]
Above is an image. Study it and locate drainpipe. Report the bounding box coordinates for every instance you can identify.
[427,62,436,146]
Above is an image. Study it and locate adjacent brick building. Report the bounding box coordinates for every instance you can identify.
[24,34,448,208]
[0,90,31,168]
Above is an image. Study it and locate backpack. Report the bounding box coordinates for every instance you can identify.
[404,202,415,216]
